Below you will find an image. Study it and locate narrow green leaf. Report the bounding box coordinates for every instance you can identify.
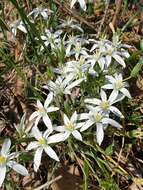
[130,58,143,78]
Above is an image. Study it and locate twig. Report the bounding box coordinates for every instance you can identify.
[97,0,110,38]
[52,0,97,31]
[112,0,123,28]
[33,175,62,190]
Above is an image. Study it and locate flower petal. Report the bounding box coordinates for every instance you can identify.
[100,90,107,101]
[120,88,131,99]
[43,115,53,132]
[72,130,82,141]
[71,111,77,123]
[26,141,39,151]
[7,161,28,176]
[44,146,59,161]
[1,138,11,156]
[96,123,104,145]
[29,111,39,121]
[32,127,42,140]
[80,119,94,132]
[46,106,59,113]
[44,92,53,108]
[109,106,124,118]
[102,118,122,129]
[37,100,43,109]
[34,147,43,172]
[63,114,70,125]
[0,166,6,187]
[48,133,66,144]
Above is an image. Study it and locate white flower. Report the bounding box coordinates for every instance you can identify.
[70,0,87,11]
[0,139,28,187]
[43,76,83,96]
[104,43,127,68]
[85,90,124,118]
[67,42,88,60]
[26,127,60,172]
[14,113,32,138]
[79,108,122,145]
[58,18,83,32]
[40,29,62,51]
[86,50,106,71]
[65,35,88,56]
[29,92,59,131]
[102,73,131,100]
[28,8,53,20]
[54,112,84,141]
[10,20,27,37]
[64,56,90,80]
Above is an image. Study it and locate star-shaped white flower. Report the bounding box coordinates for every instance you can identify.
[78,108,122,145]
[26,127,60,172]
[28,8,53,20]
[29,92,59,131]
[10,20,27,37]
[0,139,28,187]
[102,73,131,100]
[54,112,84,141]
[43,76,83,97]
[85,90,124,118]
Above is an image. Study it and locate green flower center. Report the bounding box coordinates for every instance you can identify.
[94,113,102,122]
[65,122,74,132]
[114,81,123,90]
[38,138,46,145]
[0,155,6,166]
[100,101,110,110]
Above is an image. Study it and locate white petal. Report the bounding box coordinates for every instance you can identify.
[43,115,53,132]
[96,123,104,145]
[34,115,41,127]
[1,138,11,156]
[8,161,28,176]
[63,114,70,125]
[102,118,122,129]
[105,75,116,83]
[108,90,118,103]
[37,100,43,109]
[75,122,86,129]
[18,24,27,33]
[78,113,90,120]
[112,54,126,68]
[120,88,131,98]
[109,106,124,118]
[34,147,43,172]
[0,166,6,187]
[98,57,106,70]
[79,0,86,11]
[66,78,83,90]
[100,90,107,101]
[84,98,101,105]
[102,84,113,90]
[48,133,66,144]
[72,130,82,141]
[29,111,39,121]
[80,120,94,132]
[54,126,65,132]
[106,55,111,67]
[44,146,59,161]
[44,92,53,108]
[26,141,39,150]
[71,111,77,123]
[46,106,59,113]
[32,127,42,140]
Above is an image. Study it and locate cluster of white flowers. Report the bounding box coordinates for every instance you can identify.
[1,5,132,187]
